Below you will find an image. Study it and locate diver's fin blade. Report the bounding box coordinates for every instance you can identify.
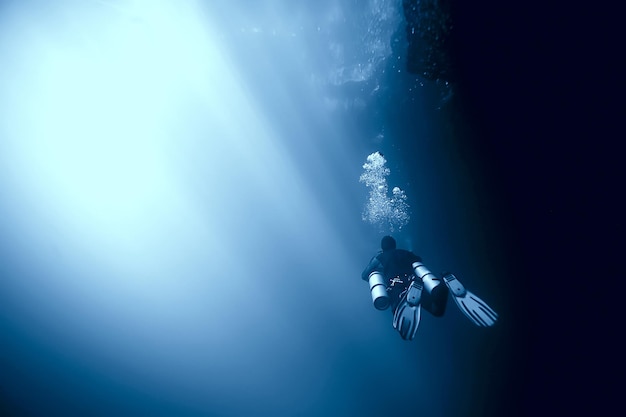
[393,302,421,340]
[406,280,423,307]
[452,290,498,327]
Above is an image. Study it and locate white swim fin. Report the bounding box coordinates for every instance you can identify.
[392,280,423,340]
[443,273,498,327]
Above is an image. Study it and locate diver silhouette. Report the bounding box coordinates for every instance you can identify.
[361,235,498,340]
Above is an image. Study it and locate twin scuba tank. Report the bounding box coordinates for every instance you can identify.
[368,271,390,310]
[368,261,441,310]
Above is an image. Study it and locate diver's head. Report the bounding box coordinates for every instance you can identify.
[381,235,396,251]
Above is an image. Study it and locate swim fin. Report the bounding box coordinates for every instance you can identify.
[443,273,498,327]
[392,280,423,340]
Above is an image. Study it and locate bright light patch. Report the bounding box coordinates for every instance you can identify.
[0,0,321,334]
[1,0,222,252]
[0,0,402,414]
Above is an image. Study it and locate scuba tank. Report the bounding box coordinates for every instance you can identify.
[368,271,389,310]
[412,261,443,293]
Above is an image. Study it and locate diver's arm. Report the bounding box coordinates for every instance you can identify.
[361,254,383,281]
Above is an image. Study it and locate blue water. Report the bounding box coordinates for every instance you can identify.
[0,1,514,416]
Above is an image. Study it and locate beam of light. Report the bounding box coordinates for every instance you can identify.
[0,0,406,415]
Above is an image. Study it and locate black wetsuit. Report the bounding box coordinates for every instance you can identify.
[362,248,448,316]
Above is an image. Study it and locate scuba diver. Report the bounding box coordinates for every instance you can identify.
[362,235,498,340]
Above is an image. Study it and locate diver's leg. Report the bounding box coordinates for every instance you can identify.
[420,284,449,317]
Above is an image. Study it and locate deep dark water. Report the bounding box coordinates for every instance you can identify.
[434,1,623,415]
